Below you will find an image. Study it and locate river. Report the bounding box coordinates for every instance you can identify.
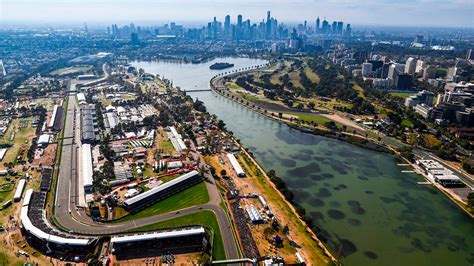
[132,57,474,266]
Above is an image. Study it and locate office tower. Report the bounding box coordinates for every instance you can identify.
[467,49,474,60]
[84,23,88,33]
[345,24,352,37]
[130,32,139,44]
[224,15,230,37]
[237,15,243,29]
[415,60,426,74]
[362,62,373,77]
[316,17,320,33]
[381,63,391,79]
[266,11,272,39]
[388,64,399,80]
[321,19,329,34]
[337,22,343,35]
[404,57,417,75]
[107,26,110,35]
[332,21,337,34]
[396,74,413,90]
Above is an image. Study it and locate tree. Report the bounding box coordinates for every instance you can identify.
[220,169,227,177]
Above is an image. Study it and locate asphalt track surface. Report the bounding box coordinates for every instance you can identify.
[52,92,239,259]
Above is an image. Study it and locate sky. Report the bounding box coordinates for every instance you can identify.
[1,0,473,28]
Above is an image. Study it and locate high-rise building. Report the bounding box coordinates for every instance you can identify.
[130,32,139,44]
[266,11,272,39]
[362,62,373,77]
[345,24,352,37]
[315,17,320,33]
[404,57,417,75]
[332,21,337,34]
[321,19,329,34]
[396,74,413,90]
[224,15,231,37]
[337,21,343,35]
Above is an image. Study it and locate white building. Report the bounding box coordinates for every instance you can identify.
[227,153,245,177]
[405,57,417,75]
[82,144,94,193]
[361,62,373,77]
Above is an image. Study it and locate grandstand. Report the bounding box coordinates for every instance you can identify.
[111,226,208,260]
[40,168,53,191]
[20,189,97,261]
[123,170,202,211]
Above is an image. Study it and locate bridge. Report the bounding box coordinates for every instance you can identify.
[184,89,212,92]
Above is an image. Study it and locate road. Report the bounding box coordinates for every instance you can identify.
[52,86,239,259]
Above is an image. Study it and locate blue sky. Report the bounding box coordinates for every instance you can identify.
[1,0,473,28]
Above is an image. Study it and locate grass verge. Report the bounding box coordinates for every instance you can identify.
[114,182,209,222]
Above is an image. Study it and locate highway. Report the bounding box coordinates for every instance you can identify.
[52,91,239,259]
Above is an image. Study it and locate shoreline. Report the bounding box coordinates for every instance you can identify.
[208,69,474,219]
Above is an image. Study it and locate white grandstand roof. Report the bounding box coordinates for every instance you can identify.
[227,153,245,176]
[124,170,199,206]
[82,144,93,189]
[110,227,205,244]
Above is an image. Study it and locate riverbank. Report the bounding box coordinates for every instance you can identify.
[211,78,392,154]
[210,69,474,219]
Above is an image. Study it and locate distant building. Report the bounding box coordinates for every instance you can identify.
[396,74,413,90]
[404,57,417,75]
[414,103,433,119]
[423,65,437,80]
[131,32,139,44]
[361,62,373,77]
[405,90,435,108]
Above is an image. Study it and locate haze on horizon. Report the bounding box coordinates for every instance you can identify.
[1,0,473,29]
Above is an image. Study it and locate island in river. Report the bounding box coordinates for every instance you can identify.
[209,62,234,70]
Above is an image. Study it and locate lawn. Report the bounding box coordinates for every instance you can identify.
[401,119,414,128]
[115,182,209,222]
[304,66,320,83]
[353,83,365,99]
[390,91,416,99]
[0,118,36,165]
[128,210,225,260]
[284,112,330,124]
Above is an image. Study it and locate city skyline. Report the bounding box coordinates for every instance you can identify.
[1,0,473,28]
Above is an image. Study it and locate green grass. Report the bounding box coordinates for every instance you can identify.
[238,92,259,102]
[128,210,225,260]
[401,119,414,128]
[390,92,416,99]
[115,182,209,222]
[304,66,320,83]
[284,112,330,124]
[353,83,365,99]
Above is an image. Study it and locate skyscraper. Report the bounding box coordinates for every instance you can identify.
[337,21,343,35]
[315,17,320,33]
[332,21,337,34]
[345,24,352,37]
[266,11,272,39]
[321,19,329,34]
[237,14,243,40]
[405,57,418,75]
[224,15,231,37]
[130,32,139,44]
